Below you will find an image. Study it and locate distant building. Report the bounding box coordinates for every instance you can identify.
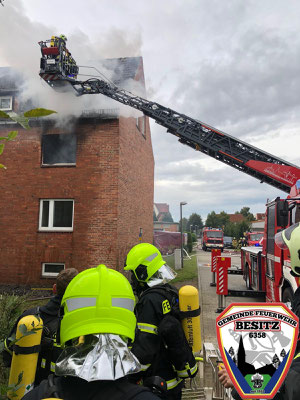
[228,213,245,223]
[255,213,265,221]
[153,221,179,232]
[153,203,174,222]
[251,221,265,232]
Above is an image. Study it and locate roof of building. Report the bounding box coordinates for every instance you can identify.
[154,203,170,214]
[0,57,144,121]
[255,213,265,220]
[102,57,143,85]
[0,57,143,92]
[228,213,245,223]
[0,67,22,91]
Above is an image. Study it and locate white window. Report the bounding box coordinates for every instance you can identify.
[0,96,12,111]
[42,263,65,277]
[39,199,74,231]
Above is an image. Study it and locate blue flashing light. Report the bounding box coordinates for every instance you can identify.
[296,180,300,190]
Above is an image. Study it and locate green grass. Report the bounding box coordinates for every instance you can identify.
[165,251,198,283]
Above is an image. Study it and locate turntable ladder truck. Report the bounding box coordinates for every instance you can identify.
[38,38,300,304]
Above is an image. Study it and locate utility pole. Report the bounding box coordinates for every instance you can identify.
[180,201,187,269]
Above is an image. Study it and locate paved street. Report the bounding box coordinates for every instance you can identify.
[197,248,262,345]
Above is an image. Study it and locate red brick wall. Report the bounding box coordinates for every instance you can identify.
[0,116,153,286]
[117,115,154,269]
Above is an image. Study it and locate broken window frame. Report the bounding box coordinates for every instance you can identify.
[39,199,74,231]
[42,262,65,277]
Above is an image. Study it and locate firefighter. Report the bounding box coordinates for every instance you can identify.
[124,243,198,400]
[22,265,162,400]
[2,268,78,385]
[218,222,300,399]
[59,34,67,44]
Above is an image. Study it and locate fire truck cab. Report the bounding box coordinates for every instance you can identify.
[245,231,264,246]
[201,227,224,252]
[241,181,300,304]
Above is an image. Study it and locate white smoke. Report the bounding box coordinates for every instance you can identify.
[0,1,145,123]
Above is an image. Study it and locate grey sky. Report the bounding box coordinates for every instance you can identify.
[1,0,300,221]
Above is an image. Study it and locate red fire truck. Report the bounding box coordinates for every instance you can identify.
[244,231,264,246]
[38,37,300,303]
[241,181,300,304]
[201,227,224,252]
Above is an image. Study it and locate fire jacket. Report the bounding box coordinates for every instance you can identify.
[21,375,160,400]
[3,295,62,385]
[131,284,198,394]
[277,351,300,400]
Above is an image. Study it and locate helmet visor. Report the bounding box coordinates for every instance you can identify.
[275,231,288,250]
[147,264,177,287]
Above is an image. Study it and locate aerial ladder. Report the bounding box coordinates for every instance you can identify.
[38,37,300,400]
[38,38,300,194]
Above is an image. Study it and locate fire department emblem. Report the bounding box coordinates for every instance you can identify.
[216,303,299,399]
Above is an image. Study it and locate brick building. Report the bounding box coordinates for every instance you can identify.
[153,203,174,222]
[0,58,154,286]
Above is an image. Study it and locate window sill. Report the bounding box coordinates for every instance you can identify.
[41,164,76,168]
[38,229,73,232]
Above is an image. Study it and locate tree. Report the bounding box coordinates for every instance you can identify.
[187,213,203,232]
[179,217,188,232]
[0,108,56,169]
[205,211,219,228]
[240,207,255,221]
[161,211,174,223]
[187,232,193,253]
[218,211,230,228]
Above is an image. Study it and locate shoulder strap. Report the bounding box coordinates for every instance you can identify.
[43,374,61,398]
[140,284,178,303]
[43,315,59,337]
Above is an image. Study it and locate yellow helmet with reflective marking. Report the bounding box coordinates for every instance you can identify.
[124,243,176,288]
[60,265,136,344]
[275,222,300,275]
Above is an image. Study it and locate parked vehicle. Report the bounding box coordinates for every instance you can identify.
[244,231,264,246]
[223,236,233,248]
[241,182,300,304]
[201,227,224,251]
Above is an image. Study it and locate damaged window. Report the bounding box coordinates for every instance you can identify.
[42,133,76,166]
[39,199,74,231]
[0,96,12,111]
[42,263,65,277]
